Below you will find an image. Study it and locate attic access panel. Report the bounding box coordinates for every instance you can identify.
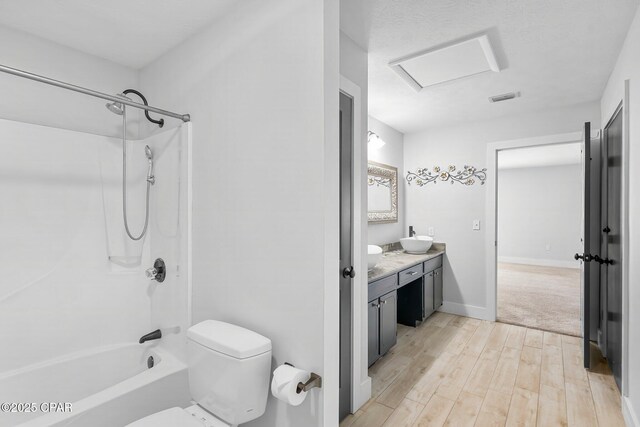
[389,34,500,91]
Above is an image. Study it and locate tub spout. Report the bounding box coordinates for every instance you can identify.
[139,329,162,344]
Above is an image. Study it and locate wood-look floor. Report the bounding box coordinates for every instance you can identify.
[341,313,625,427]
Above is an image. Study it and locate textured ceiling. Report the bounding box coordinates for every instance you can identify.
[0,0,236,69]
[361,0,639,133]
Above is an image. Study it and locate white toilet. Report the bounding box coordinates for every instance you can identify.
[128,320,272,427]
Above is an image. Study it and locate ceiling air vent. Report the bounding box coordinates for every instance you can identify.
[389,34,500,92]
[489,92,520,103]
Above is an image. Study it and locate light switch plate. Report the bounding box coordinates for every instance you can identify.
[473,219,480,230]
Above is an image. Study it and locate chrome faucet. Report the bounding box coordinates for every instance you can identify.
[409,226,416,237]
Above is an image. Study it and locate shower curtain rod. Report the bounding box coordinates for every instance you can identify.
[0,63,190,123]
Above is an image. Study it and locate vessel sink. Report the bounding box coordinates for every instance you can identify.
[367,245,383,270]
[400,236,433,254]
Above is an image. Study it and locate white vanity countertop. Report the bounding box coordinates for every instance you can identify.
[367,243,445,282]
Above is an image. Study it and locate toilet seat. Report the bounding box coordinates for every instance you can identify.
[126,406,230,427]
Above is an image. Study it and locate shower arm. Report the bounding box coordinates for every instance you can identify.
[0,63,190,123]
[122,89,164,128]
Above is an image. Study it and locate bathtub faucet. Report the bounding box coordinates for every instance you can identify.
[139,329,162,344]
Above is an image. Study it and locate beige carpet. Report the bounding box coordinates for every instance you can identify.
[497,263,581,337]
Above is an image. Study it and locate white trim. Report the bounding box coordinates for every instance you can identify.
[440,301,490,321]
[485,132,583,321]
[185,123,193,327]
[323,10,340,424]
[621,80,630,397]
[497,256,580,270]
[623,396,639,427]
[340,75,371,413]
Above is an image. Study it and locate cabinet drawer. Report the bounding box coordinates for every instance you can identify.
[398,263,424,287]
[368,274,398,302]
[423,255,443,273]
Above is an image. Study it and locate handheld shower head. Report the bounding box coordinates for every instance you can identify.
[145,145,155,185]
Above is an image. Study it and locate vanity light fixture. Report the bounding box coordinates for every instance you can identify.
[368,131,385,150]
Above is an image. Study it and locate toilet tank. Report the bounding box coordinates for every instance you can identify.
[187,321,272,426]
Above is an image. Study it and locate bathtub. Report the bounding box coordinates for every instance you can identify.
[0,344,190,427]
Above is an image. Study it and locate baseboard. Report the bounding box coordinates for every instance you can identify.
[498,256,579,269]
[440,301,491,321]
[353,377,372,412]
[623,396,639,427]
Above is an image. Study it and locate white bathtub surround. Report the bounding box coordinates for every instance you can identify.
[0,119,191,426]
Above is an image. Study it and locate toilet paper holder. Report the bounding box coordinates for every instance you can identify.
[284,362,323,394]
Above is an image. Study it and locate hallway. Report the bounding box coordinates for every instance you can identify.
[497,263,581,337]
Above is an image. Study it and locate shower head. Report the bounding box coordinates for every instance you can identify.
[105,93,131,115]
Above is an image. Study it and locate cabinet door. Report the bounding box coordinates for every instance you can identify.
[434,267,443,308]
[368,300,380,366]
[423,272,435,319]
[380,291,397,356]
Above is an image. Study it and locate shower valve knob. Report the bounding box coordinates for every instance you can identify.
[146,258,166,282]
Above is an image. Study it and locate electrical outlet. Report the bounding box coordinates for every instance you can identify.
[473,219,480,231]
[428,227,435,236]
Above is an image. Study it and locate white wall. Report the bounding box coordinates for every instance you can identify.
[140,1,339,426]
[368,116,405,245]
[497,164,582,268]
[0,25,140,138]
[600,6,640,426]
[404,101,600,318]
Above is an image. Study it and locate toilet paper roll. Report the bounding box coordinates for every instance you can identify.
[271,364,310,406]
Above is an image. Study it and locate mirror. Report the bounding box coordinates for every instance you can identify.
[368,161,398,223]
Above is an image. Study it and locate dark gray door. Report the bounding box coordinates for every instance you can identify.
[423,272,434,319]
[604,106,623,389]
[434,267,443,309]
[339,91,353,420]
[368,300,379,367]
[577,122,592,369]
[379,291,397,356]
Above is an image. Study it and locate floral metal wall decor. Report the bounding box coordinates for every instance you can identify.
[406,165,487,186]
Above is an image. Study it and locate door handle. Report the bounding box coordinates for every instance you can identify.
[593,255,614,265]
[603,226,611,233]
[342,266,356,279]
[574,253,593,262]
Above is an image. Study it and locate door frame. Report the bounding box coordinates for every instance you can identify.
[339,75,371,412]
[484,131,582,322]
[600,80,630,400]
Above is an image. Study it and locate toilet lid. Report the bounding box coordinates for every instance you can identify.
[126,407,211,427]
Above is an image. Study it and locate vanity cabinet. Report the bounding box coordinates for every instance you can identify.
[423,257,443,317]
[368,290,397,367]
[423,271,435,319]
[368,275,398,366]
[367,252,444,366]
[434,267,443,309]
